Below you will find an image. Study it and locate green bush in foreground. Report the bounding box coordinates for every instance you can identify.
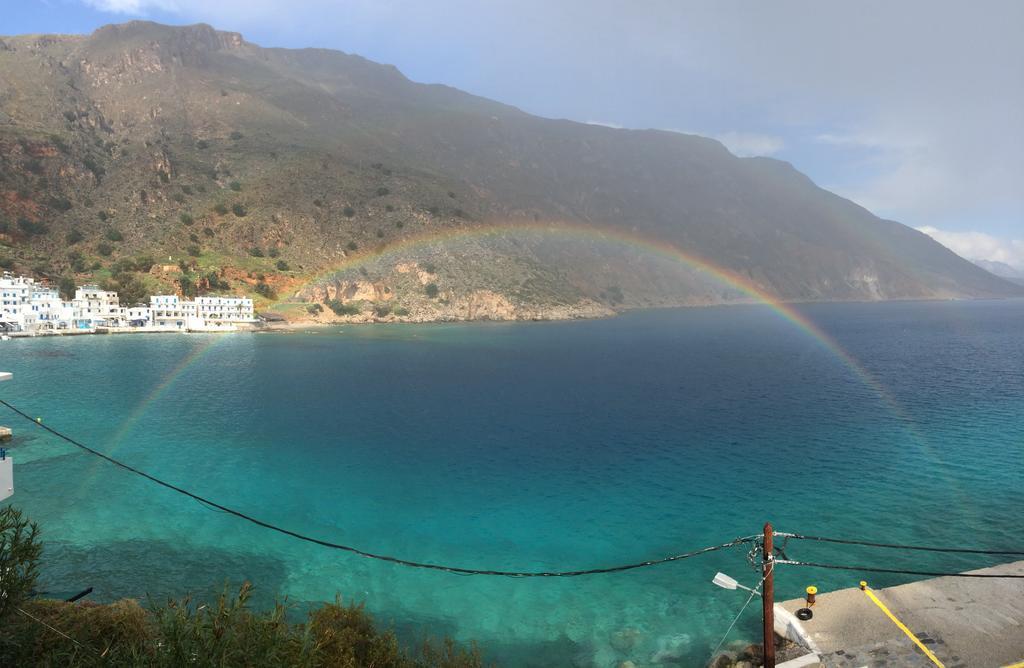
[0,507,483,667]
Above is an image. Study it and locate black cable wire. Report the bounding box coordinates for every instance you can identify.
[777,559,1024,579]
[0,399,755,577]
[781,532,1024,556]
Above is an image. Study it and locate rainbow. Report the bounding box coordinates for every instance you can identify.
[308,220,888,397]
[77,221,958,509]
[306,220,958,482]
[77,336,229,493]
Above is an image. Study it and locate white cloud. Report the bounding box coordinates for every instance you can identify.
[917,226,1024,269]
[83,0,176,12]
[714,131,784,157]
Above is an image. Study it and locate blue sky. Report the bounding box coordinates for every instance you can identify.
[5,0,1023,267]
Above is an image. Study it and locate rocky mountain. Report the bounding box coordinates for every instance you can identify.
[972,259,1024,285]
[1,21,1020,321]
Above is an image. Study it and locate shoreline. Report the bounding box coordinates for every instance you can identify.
[5,296,1021,339]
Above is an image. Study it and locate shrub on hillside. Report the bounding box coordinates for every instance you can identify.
[232,204,247,217]
[97,242,113,257]
[326,299,361,316]
[17,218,48,236]
[254,281,276,299]
[425,283,440,298]
[48,195,73,211]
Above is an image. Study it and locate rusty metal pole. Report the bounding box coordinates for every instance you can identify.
[763,522,776,668]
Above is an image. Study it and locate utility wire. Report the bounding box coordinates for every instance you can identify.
[708,561,771,660]
[780,532,1024,556]
[776,559,1024,579]
[0,399,755,577]
[16,607,100,656]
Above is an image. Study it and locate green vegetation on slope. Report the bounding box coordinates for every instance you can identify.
[0,507,483,667]
[0,20,1018,315]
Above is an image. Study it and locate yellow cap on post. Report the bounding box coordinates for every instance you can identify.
[859,581,868,590]
[806,586,817,595]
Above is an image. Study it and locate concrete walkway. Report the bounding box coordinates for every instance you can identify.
[776,560,1024,667]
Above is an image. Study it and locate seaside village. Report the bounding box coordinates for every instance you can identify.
[0,272,257,336]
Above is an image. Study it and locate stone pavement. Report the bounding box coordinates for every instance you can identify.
[777,560,1024,667]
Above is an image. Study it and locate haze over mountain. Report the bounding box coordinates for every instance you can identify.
[1,21,1019,320]
[972,259,1024,286]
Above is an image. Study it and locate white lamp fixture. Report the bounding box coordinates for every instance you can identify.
[712,571,760,595]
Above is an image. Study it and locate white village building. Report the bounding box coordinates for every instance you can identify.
[0,273,35,332]
[29,285,73,330]
[1,273,257,333]
[72,285,123,329]
[150,295,255,330]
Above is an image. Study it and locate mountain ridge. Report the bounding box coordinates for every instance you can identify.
[0,20,1019,321]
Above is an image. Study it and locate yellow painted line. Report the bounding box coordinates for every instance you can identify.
[859,581,945,668]
[1001,662,1024,668]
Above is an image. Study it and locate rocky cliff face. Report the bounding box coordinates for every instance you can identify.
[0,20,1019,321]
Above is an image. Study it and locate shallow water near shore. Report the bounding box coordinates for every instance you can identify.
[2,300,1023,666]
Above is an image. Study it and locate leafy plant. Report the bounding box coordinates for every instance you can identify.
[0,506,41,622]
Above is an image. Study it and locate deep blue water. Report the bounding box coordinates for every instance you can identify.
[1,301,1022,666]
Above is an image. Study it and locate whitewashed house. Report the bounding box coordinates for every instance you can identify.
[0,273,34,331]
[151,295,255,330]
[126,304,151,327]
[72,285,122,328]
[193,296,256,329]
[150,295,193,329]
[29,285,72,330]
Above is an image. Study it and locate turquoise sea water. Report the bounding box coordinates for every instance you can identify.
[1,300,1022,666]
